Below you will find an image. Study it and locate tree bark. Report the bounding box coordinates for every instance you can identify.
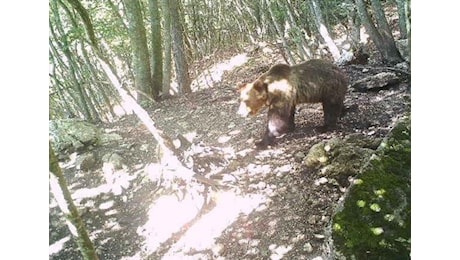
[344,0,361,49]
[49,142,99,260]
[79,41,117,120]
[395,0,408,39]
[160,0,172,96]
[49,42,80,118]
[405,0,410,64]
[148,0,163,98]
[122,0,156,102]
[169,0,191,94]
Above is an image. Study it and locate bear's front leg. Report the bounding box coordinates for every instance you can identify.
[255,129,275,149]
[256,109,294,149]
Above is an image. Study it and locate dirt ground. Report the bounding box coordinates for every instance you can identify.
[49,47,410,259]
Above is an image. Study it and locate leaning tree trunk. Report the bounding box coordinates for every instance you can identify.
[123,0,156,102]
[308,0,341,61]
[285,0,311,60]
[355,0,403,64]
[265,0,295,64]
[169,0,191,94]
[49,142,99,260]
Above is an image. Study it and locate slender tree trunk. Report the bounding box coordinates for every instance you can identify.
[122,0,156,102]
[308,0,341,61]
[79,42,117,119]
[169,0,191,94]
[160,0,172,96]
[49,42,80,117]
[49,142,99,260]
[285,0,311,60]
[405,0,410,64]
[148,0,163,98]
[49,72,76,118]
[265,0,295,64]
[395,0,408,39]
[106,0,129,32]
[345,0,361,49]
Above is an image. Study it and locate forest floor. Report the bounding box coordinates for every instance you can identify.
[49,46,411,259]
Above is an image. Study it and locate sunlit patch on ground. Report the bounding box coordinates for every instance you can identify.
[191,53,248,91]
[137,193,204,254]
[152,191,267,258]
[49,236,71,256]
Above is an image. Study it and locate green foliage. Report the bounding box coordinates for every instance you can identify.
[323,0,350,22]
[287,26,304,44]
[332,116,411,259]
[268,1,287,22]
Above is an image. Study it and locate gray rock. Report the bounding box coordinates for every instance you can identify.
[294,151,306,162]
[100,132,123,145]
[351,72,400,92]
[304,242,313,253]
[49,119,101,155]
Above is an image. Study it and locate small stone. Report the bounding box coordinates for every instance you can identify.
[75,152,97,171]
[294,151,306,162]
[307,215,317,224]
[314,177,328,186]
[238,238,249,245]
[102,153,125,170]
[304,242,313,253]
[257,181,267,189]
[140,144,149,152]
[314,234,325,239]
[318,156,328,163]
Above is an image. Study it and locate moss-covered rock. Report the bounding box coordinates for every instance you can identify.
[332,116,411,259]
[49,119,102,155]
[303,134,382,187]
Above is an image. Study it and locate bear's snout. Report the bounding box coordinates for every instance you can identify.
[237,102,251,117]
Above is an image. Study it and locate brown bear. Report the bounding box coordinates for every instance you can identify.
[237,59,349,148]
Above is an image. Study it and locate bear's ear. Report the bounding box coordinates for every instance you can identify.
[253,79,267,91]
[236,82,246,92]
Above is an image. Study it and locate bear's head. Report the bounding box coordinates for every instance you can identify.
[236,78,268,117]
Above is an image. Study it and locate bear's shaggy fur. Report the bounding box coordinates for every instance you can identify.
[237,59,349,148]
